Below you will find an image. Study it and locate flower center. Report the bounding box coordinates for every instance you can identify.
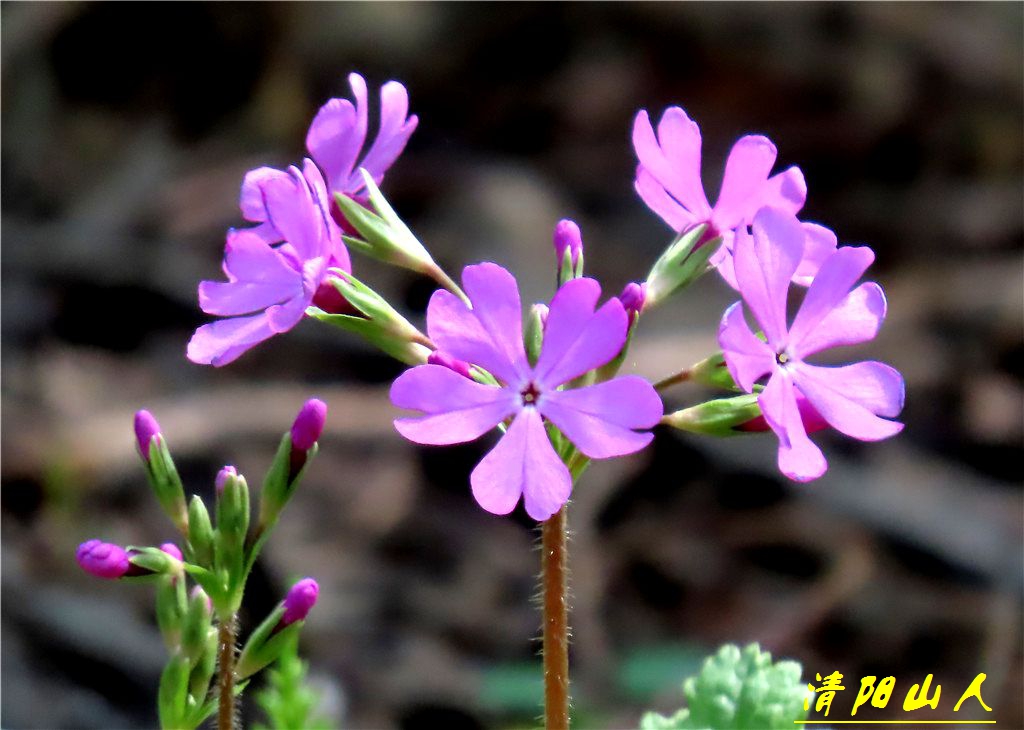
[520,382,542,405]
[776,351,790,366]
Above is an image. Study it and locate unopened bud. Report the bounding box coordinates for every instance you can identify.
[215,466,237,495]
[160,543,183,561]
[76,539,130,579]
[662,395,763,437]
[281,578,320,627]
[619,282,647,320]
[553,219,584,284]
[292,398,327,451]
[428,351,473,379]
[134,410,162,459]
[525,303,549,366]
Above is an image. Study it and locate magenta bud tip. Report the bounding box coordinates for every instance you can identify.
[553,219,583,266]
[159,542,183,561]
[215,465,238,494]
[190,585,213,612]
[76,539,130,579]
[619,282,647,318]
[133,410,162,459]
[291,399,327,451]
[281,577,319,626]
[427,351,473,379]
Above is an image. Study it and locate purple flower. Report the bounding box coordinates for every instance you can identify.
[215,465,237,494]
[291,398,327,451]
[281,577,319,626]
[134,410,161,459]
[390,263,663,521]
[159,543,183,561]
[188,161,336,366]
[718,207,904,481]
[633,107,835,288]
[76,539,130,579]
[305,72,418,205]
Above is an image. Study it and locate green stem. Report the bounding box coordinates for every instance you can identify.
[654,367,692,392]
[542,505,570,729]
[217,615,238,730]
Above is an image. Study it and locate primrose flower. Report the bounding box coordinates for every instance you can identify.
[633,107,835,289]
[391,263,663,521]
[718,207,904,481]
[188,161,334,366]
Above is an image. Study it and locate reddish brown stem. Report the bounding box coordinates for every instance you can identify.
[217,615,238,730]
[542,505,570,729]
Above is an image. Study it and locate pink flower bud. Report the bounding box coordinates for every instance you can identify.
[215,465,238,495]
[291,399,327,451]
[76,539,130,579]
[134,410,162,459]
[619,282,647,319]
[553,219,583,271]
[159,543,183,561]
[281,578,319,626]
[428,351,473,379]
[190,585,213,613]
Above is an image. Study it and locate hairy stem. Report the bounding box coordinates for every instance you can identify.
[542,504,570,729]
[217,615,238,730]
[653,367,692,392]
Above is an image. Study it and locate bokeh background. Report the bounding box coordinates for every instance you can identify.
[3,3,1022,729]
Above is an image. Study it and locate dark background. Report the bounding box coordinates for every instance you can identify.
[2,3,1022,728]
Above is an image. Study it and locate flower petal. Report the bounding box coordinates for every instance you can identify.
[712,135,778,229]
[763,165,807,216]
[632,109,711,220]
[391,364,518,445]
[302,159,350,273]
[718,301,775,392]
[305,73,368,193]
[540,376,661,458]
[470,408,571,521]
[239,166,290,224]
[460,263,530,383]
[791,361,904,440]
[792,222,837,287]
[187,312,276,367]
[534,278,627,387]
[265,291,310,333]
[759,369,828,482]
[261,167,322,262]
[198,280,298,316]
[733,207,803,348]
[352,80,418,189]
[793,282,887,359]
[634,166,697,232]
[222,228,300,281]
[788,245,875,351]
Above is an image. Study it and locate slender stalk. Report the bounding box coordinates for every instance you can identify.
[542,505,570,730]
[425,262,470,306]
[653,367,692,392]
[217,615,238,730]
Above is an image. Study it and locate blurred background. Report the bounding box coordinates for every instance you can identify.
[2,3,1022,729]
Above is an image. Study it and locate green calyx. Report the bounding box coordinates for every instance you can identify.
[662,394,763,437]
[644,225,722,310]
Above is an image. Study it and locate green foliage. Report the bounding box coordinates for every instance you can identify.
[640,643,812,730]
[255,633,333,730]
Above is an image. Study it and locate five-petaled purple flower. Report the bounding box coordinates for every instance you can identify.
[390,263,663,521]
[718,207,904,481]
[633,106,836,289]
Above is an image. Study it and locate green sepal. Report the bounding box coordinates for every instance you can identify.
[689,352,740,391]
[256,433,319,545]
[127,546,183,576]
[155,575,186,651]
[183,564,225,610]
[594,312,639,383]
[333,169,434,273]
[143,435,189,534]
[188,628,218,699]
[644,226,722,309]
[214,472,250,600]
[158,653,190,730]
[524,304,547,367]
[662,394,763,437]
[307,271,431,365]
[236,604,290,680]
[181,588,214,666]
[187,495,215,568]
[557,247,584,286]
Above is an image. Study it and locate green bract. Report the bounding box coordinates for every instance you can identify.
[640,643,811,730]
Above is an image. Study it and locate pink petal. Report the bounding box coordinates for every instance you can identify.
[718,301,775,392]
[540,376,661,458]
[261,167,322,262]
[391,364,519,445]
[470,408,571,521]
[187,312,276,367]
[712,135,778,229]
[632,109,710,221]
[534,278,627,387]
[792,223,837,287]
[198,280,298,316]
[793,282,886,359]
[302,159,350,273]
[352,81,418,189]
[763,166,807,217]
[709,230,740,290]
[791,361,904,441]
[634,166,697,232]
[461,263,530,383]
[265,292,310,333]
[221,229,301,282]
[732,208,804,348]
[788,245,875,352]
[239,167,290,224]
[427,289,522,386]
[305,73,368,193]
[759,370,828,482]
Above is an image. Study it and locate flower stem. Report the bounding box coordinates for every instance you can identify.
[426,262,470,306]
[542,504,570,729]
[217,614,238,730]
[653,367,692,392]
